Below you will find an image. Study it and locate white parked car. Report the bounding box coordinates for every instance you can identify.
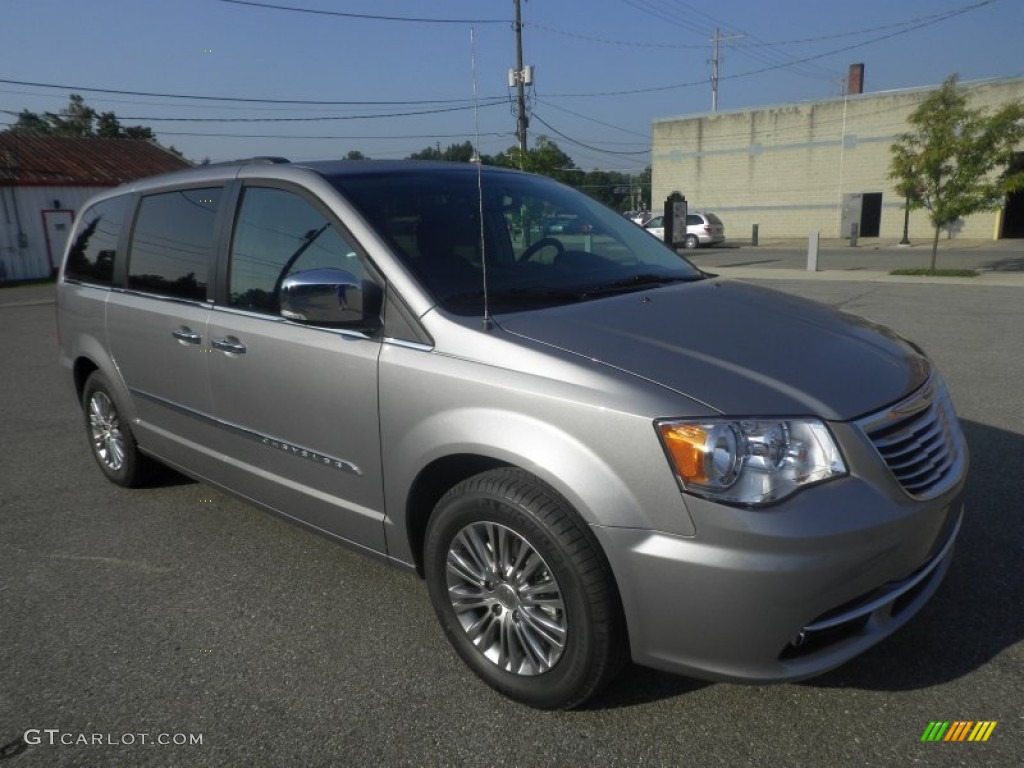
[644,211,726,249]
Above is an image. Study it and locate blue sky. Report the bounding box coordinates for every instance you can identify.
[1,0,1020,171]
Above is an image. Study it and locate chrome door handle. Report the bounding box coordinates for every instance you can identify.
[212,336,247,355]
[172,327,202,345]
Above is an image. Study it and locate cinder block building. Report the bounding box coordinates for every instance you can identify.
[652,75,1024,242]
[1,134,190,281]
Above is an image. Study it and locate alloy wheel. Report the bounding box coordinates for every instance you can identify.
[445,521,567,675]
[88,391,126,472]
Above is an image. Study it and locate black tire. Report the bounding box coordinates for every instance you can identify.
[424,468,625,709]
[81,371,153,488]
[684,233,700,249]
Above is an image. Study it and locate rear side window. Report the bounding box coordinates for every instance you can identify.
[686,214,702,226]
[64,195,132,285]
[128,188,222,300]
[228,186,368,314]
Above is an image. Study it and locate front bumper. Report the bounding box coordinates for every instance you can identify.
[591,476,965,683]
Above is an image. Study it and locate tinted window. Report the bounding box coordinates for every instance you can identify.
[705,213,723,225]
[128,188,221,300]
[65,195,132,285]
[332,169,703,316]
[228,187,368,314]
[686,214,702,226]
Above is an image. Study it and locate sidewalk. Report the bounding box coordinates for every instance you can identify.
[729,237,1024,252]
[703,266,1024,286]
[0,282,57,307]
[688,236,1024,283]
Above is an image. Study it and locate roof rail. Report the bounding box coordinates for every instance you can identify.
[198,156,291,169]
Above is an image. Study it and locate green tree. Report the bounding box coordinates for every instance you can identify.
[493,136,578,185]
[889,75,1024,270]
[10,109,50,134]
[344,150,368,160]
[48,93,96,136]
[9,93,155,141]
[408,141,482,163]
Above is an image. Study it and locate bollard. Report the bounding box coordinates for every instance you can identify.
[849,222,859,247]
[751,223,759,247]
[807,231,820,272]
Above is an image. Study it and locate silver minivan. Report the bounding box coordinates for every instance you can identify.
[57,159,967,709]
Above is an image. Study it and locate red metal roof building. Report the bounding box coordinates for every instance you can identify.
[1,133,191,281]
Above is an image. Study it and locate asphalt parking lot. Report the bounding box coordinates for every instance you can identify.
[1,272,1021,767]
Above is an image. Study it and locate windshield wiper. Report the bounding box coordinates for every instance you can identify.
[444,287,584,305]
[583,273,705,296]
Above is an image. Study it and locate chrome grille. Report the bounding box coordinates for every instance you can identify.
[857,375,964,499]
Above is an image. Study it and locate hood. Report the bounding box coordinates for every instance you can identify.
[495,279,930,420]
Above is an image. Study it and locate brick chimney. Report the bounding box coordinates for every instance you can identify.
[848,63,865,95]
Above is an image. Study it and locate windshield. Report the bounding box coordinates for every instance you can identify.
[330,167,705,315]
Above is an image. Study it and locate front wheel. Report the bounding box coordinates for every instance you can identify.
[424,468,625,709]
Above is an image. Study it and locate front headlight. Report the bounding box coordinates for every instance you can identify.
[655,418,847,506]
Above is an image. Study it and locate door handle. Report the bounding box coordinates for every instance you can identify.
[172,327,202,345]
[212,336,247,355]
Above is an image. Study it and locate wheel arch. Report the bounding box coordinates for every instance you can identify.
[387,409,653,570]
[73,356,100,402]
[404,453,513,577]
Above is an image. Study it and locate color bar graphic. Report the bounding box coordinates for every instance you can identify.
[967,721,997,742]
[920,721,997,742]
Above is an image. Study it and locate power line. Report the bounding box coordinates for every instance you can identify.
[545,0,997,99]
[663,0,838,81]
[534,98,650,139]
[0,101,506,124]
[216,0,509,24]
[104,103,500,123]
[526,23,706,49]
[531,113,651,157]
[0,77,504,106]
[152,130,514,141]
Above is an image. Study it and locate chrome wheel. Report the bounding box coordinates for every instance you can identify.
[445,521,567,675]
[88,391,126,472]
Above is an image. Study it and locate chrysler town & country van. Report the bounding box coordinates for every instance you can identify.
[57,159,968,708]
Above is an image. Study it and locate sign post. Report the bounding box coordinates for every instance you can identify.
[663,192,688,248]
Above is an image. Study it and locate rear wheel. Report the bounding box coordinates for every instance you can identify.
[424,468,625,709]
[82,371,153,487]
[684,233,700,249]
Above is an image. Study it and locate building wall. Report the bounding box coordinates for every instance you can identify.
[0,186,109,281]
[652,77,1024,241]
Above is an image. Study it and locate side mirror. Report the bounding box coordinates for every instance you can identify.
[280,268,382,332]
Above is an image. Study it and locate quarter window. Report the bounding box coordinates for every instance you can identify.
[64,195,132,285]
[228,187,367,314]
[128,188,222,300]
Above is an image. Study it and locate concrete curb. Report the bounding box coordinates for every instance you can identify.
[0,299,55,308]
[707,267,1024,286]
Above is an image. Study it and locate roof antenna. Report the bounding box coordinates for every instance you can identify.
[471,27,492,331]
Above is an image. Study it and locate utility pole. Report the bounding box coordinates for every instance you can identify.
[513,0,529,154]
[710,28,743,112]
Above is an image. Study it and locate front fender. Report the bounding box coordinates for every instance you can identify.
[381,402,696,567]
